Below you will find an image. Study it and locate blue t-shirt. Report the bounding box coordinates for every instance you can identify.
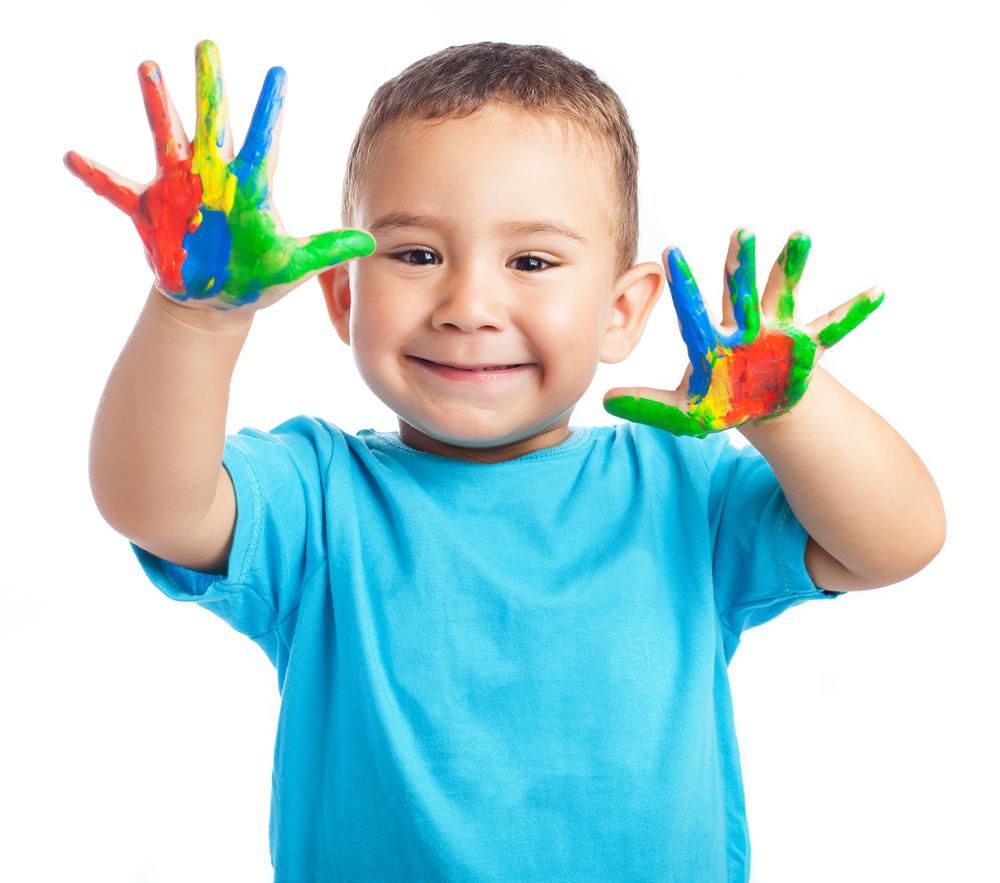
[131,417,841,882]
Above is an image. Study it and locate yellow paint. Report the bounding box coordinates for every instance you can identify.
[191,40,236,214]
[690,348,733,430]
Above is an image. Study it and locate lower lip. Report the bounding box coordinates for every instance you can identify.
[408,356,534,382]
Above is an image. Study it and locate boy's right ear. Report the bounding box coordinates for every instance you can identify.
[319,265,351,345]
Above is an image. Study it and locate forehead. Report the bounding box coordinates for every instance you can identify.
[355,104,616,238]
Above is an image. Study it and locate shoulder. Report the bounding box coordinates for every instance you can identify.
[227,414,370,450]
[597,420,727,472]
[223,415,371,481]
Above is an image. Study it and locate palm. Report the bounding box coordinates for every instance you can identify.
[65,40,374,310]
[604,229,884,438]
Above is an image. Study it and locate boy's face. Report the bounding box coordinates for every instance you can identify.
[321,102,662,463]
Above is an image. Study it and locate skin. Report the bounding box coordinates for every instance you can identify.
[67,40,377,577]
[603,229,886,437]
[320,103,944,589]
[69,40,944,588]
[64,39,375,312]
[320,103,664,464]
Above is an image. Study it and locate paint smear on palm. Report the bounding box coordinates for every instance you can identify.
[604,231,882,437]
[181,41,287,303]
[67,40,375,307]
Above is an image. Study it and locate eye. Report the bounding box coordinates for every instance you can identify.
[391,248,440,266]
[388,249,556,271]
[511,254,554,272]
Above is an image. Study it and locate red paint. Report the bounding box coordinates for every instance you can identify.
[64,148,203,295]
[134,162,203,293]
[723,331,794,424]
[138,61,183,165]
[65,60,204,295]
[63,151,139,216]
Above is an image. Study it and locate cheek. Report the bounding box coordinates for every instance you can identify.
[529,298,603,364]
[349,273,414,352]
[352,304,404,362]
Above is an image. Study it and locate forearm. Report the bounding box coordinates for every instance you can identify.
[89,287,253,539]
[739,366,946,588]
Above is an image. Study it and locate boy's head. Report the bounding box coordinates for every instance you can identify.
[320,42,664,462]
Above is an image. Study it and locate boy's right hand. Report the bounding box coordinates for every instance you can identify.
[64,39,375,314]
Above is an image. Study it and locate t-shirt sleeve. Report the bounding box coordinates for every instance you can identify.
[697,431,843,641]
[129,416,332,645]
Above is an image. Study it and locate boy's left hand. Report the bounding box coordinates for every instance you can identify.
[603,229,884,438]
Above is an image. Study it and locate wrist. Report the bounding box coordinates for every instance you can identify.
[149,286,255,334]
[738,365,830,447]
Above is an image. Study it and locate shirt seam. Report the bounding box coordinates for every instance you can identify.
[723,501,826,613]
[226,443,262,588]
[244,420,337,634]
[775,500,794,595]
[366,426,592,465]
[217,442,281,620]
[697,436,745,631]
[247,557,328,642]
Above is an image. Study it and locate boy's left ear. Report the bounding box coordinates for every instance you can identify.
[599,261,665,364]
[318,265,352,345]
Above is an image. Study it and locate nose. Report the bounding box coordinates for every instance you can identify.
[429,258,508,333]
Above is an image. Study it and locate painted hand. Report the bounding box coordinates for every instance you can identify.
[64,39,375,311]
[603,229,884,438]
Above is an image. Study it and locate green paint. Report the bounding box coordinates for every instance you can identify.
[186,40,376,307]
[777,234,811,323]
[217,179,375,306]
[607,232,884,441]
[603,396,709,438]
[817,290,885,347]
[783,328,818,407]
[729,229,760,342]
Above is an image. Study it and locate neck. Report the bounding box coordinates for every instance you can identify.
[396,419,572,464]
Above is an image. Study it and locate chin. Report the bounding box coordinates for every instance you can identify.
[400,405,574,453]
[408,417,529,449]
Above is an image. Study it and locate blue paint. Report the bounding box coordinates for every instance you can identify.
[720,232,759,349]
[234,66,286,195]
[180,208,232,298]
[666,247,716,401]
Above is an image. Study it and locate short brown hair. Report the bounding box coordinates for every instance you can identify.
[341,42,639,277]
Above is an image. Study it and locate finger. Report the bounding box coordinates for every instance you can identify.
[720,228,759,345]
[663,246,718,402]
[278,229,378,284]
[603,391,710,438]
[805,286,885,348]
[137,60,190,167]
[235,66,287,193]
[192,40,235,213]
[761,230,811,324]
[63,150,140,215]
[193,40,229,161]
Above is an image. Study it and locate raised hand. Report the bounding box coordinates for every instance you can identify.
[603,229,884,438]
[64,39,375,311]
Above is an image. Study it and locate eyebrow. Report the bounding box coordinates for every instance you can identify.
[367,212,589,246]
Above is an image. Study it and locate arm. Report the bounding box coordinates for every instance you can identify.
[739,365,945,590]
[603,228,945,590]
[69,41,374,572]
[90,291,252,574]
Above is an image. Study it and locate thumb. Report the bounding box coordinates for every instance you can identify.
[289,228,377,278]
[603,387,710,437]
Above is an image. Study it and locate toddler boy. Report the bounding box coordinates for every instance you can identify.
[68,39,945,882]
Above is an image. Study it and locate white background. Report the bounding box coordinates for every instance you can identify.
[2,0,996,880]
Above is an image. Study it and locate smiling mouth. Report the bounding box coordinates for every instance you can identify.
[409,356,529,371]
[407,355,534,380]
